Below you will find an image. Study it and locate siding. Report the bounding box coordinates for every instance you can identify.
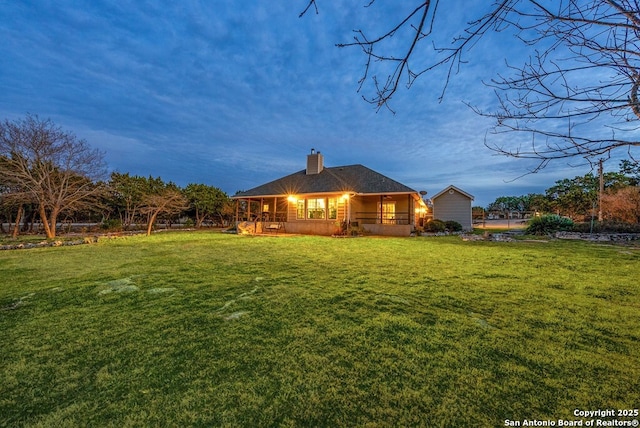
[433,190,472,230]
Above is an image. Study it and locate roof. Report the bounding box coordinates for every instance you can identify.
[233,164,418,198]
[431,185,474,201]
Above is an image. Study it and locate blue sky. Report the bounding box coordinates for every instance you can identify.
[0,1,624,206]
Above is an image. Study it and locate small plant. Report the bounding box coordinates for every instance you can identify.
[526,214,574,235]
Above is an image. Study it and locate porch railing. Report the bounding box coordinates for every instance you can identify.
[355,212,411,225]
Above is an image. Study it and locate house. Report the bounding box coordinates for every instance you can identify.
[431,185,475,231]
[231,150,428,236]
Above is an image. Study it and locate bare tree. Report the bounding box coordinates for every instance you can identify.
[479,0,640,171]
[301,1,640,168]
[0,115,106,238]
[300,1,514,109]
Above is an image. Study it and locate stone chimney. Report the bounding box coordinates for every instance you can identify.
[306,148,324,175]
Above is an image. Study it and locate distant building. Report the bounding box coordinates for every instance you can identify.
[431,185,475,231]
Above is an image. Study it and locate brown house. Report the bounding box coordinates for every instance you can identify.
[232,150,427,236]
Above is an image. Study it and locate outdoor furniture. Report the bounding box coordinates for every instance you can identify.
[265,223,282,234]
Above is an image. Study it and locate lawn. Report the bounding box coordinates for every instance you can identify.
[1,232,638,427]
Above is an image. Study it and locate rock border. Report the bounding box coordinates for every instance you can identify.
[0,231,149,251]
[555,231,640,242]
[0,236,99,250]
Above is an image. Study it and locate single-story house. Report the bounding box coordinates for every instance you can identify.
[231,150,428,236]
[431,185,475,231]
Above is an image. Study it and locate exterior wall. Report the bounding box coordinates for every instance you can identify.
[282,221,338,235]
[283,193,345,236]
[432,190,473,231]
[362,223,413,236]
[235,193,419,236]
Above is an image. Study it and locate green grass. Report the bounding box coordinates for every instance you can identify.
[1,232,639,427]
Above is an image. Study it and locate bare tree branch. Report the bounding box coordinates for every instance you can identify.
[302,1,639,168]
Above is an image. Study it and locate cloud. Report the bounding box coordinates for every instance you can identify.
[1,1,629,208]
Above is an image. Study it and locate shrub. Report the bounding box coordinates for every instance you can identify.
[526,214,574,235]
[424,219,446,233]
[444,220,463,232]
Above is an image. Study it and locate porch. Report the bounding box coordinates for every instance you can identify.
[233,193,425,236]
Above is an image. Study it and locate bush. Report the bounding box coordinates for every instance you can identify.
[526,214,574,235]
[424,219,446,233]
[444,220,463,232]
[424,219,463,233]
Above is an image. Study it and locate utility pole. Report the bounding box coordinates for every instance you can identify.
[598,159,604,222]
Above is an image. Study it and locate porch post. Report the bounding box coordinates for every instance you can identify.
[379,195,383,224]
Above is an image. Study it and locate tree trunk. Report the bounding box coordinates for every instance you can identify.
[39,204,57,239]
[195,208,204,228]
[12,205,23,238]
[146,211,159,236]
[27,209,36,233]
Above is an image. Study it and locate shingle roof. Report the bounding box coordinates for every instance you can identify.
[233,164,417,198]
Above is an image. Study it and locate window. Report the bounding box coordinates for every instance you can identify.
[306,198,326,219]
[296,200,305,220]
[328,198,338,219]
[378,202,396,224]
[293,197,336,220]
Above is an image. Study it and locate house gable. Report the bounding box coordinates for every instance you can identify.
[431,185,474,201]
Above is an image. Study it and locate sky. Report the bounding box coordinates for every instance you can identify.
[0,1,630,207]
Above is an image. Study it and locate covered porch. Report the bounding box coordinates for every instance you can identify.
[232,193,427,236]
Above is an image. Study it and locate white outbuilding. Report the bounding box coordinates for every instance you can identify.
[432,185,475,231]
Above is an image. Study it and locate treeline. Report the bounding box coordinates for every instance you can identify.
[0,115,232,239]
[482,160,640,224]
[3,115,640,238]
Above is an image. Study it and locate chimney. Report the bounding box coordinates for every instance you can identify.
[306,148,324,175]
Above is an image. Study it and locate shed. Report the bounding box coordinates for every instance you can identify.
[432,185,474,231]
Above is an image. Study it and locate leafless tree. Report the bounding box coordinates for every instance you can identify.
[301,1,640,168]
[0,115,106,238]
[479,0,640,171]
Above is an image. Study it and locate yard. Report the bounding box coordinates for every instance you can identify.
[1,232,638,427]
